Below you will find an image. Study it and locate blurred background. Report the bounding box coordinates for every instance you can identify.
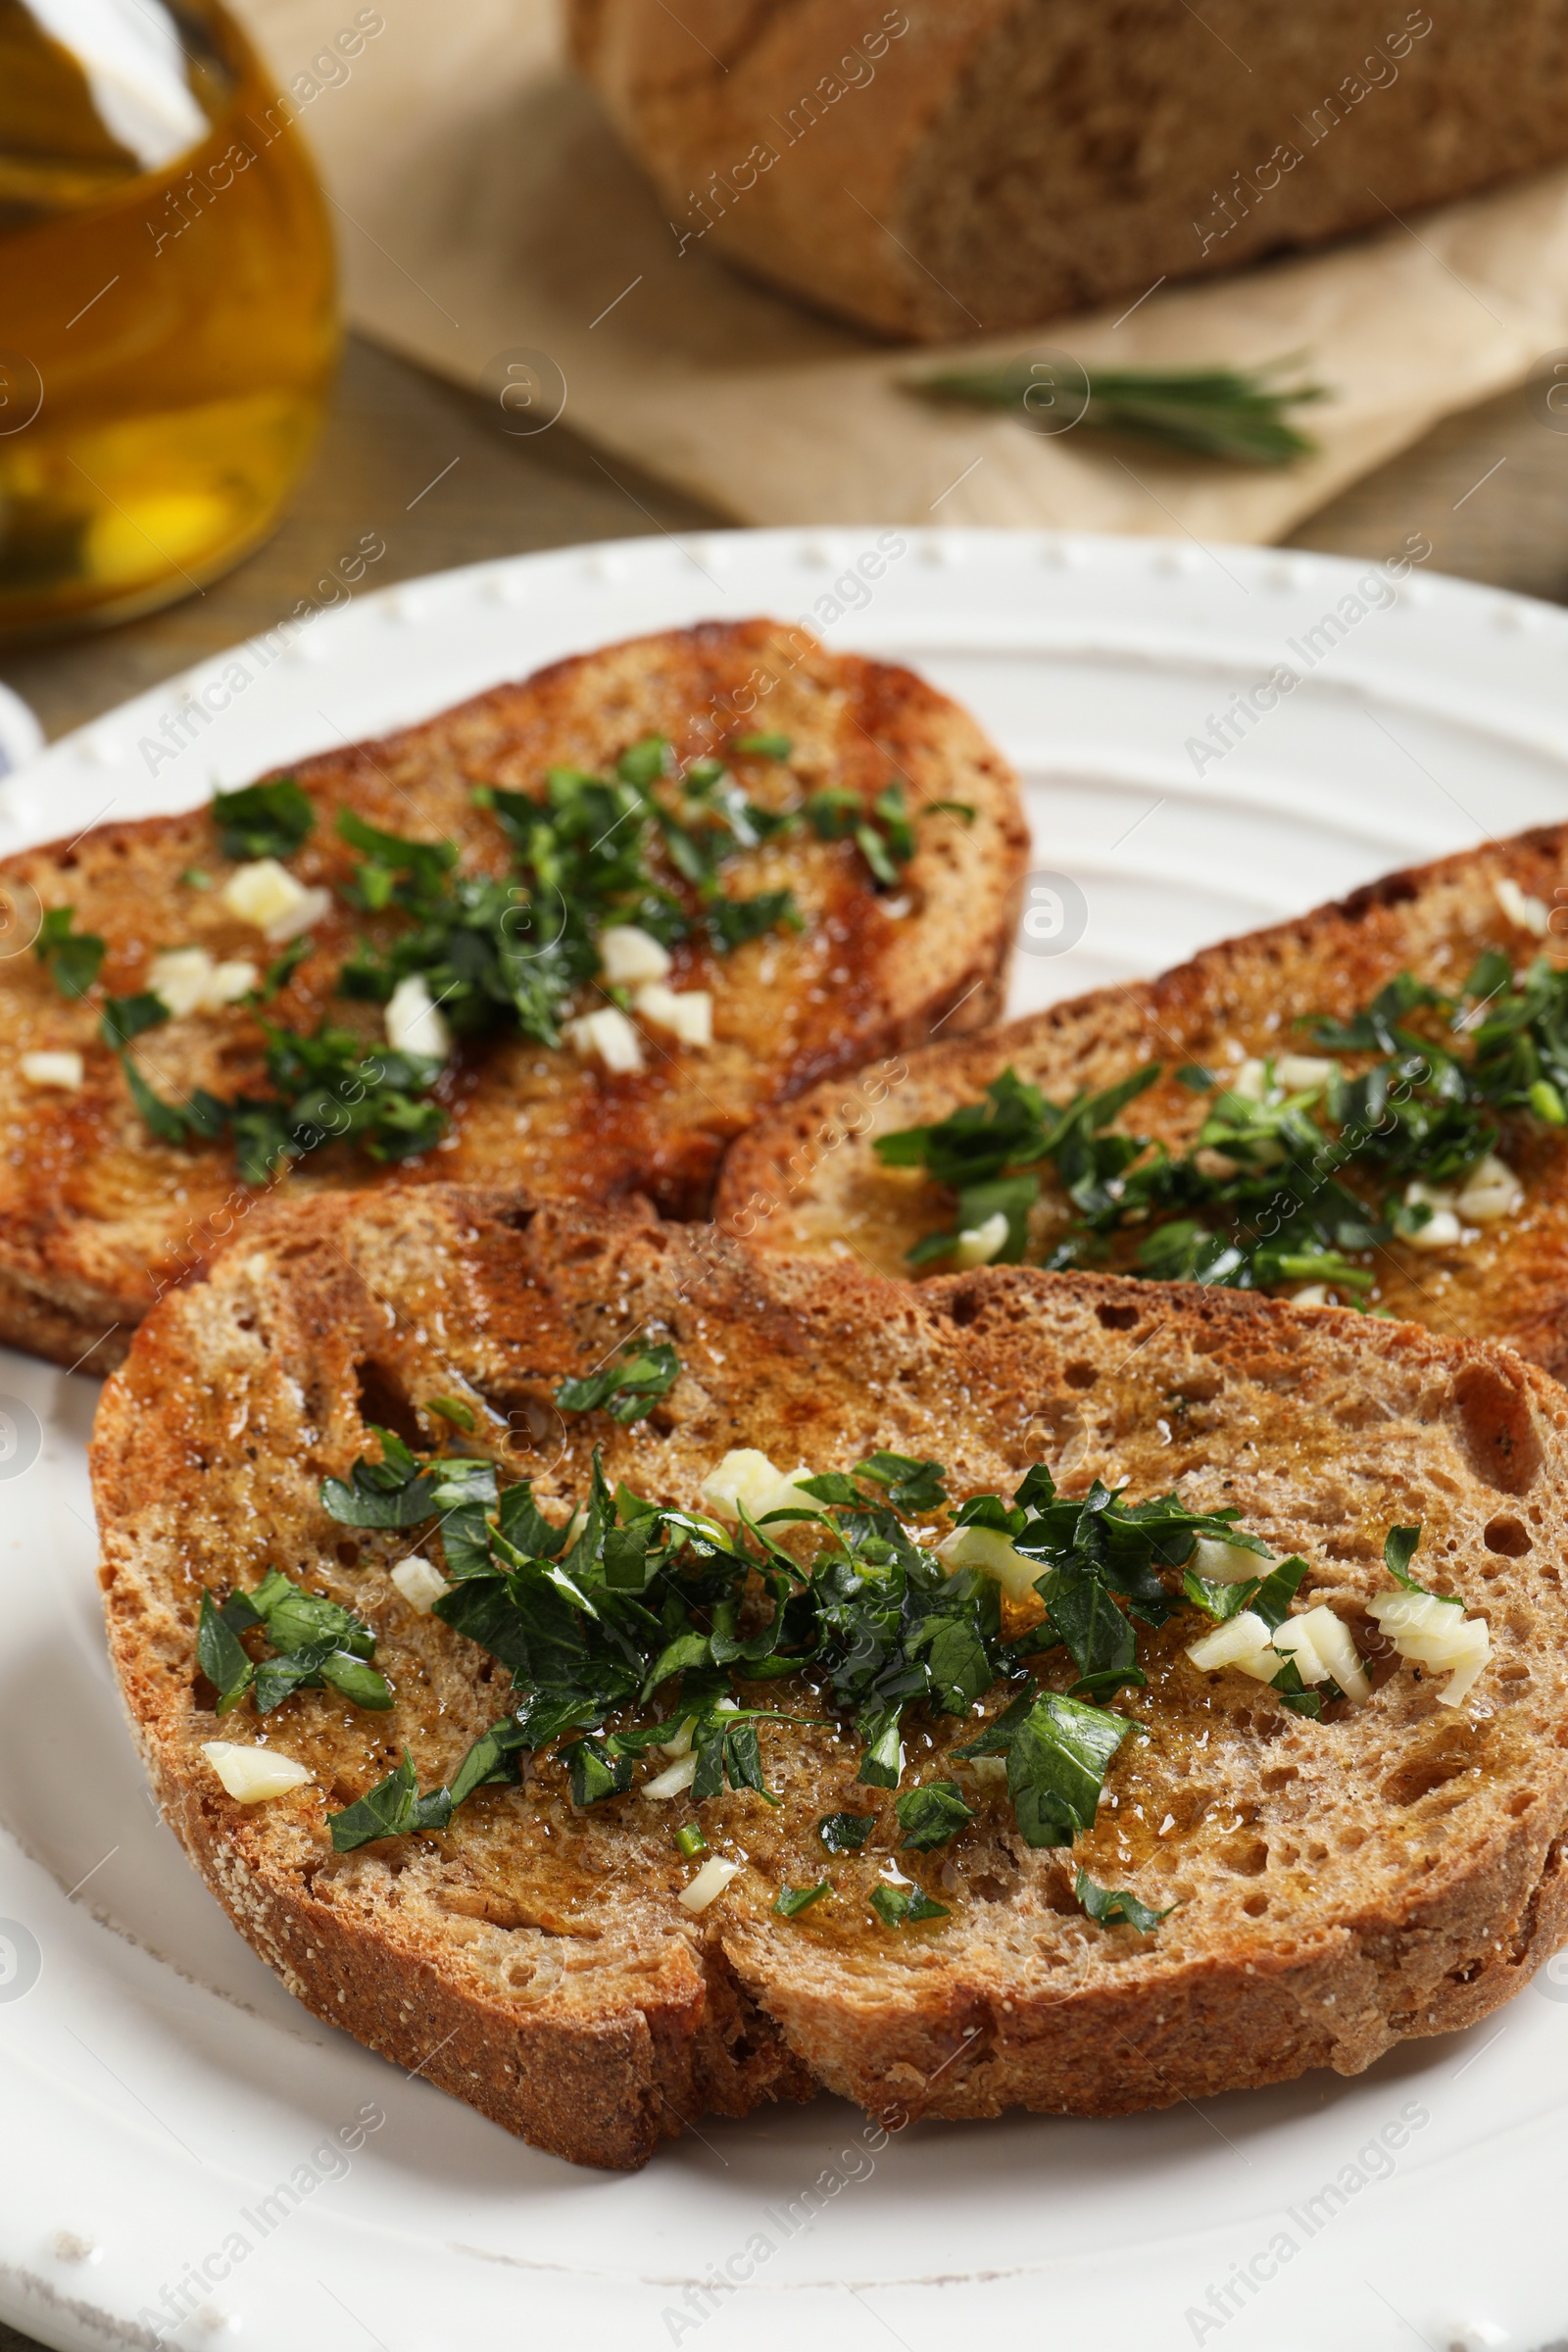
[5,0,1568,759]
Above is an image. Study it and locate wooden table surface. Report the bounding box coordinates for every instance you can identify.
[1,333,1566,2352]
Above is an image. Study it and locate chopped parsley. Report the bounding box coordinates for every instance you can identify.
[1384,1523,1428,1592]
[564,1736,635,1806]
[211,777,315,860]
[773,1881,830,1917]
[64,729,946,1168]
[318,1428,492,1533]
[102,1021,446,1182]
[301,1431,1387,1930]
[426,1395,476,1432]
[328,1730,530,1851]
[443,737,807,1041]
[806,780,912,889]
[879,955,1568,1297]
[197,1570,392,1717]
[1381,1522,1458,1605]
[121,1055,220,1148]
[1074,1870,1174,1933]
[818,1811,875,1852]
[253,933,315,1004]
[36,906,105,999]
[870,1883,949,1928]
[852,1450,949,1512]
[895,1781,975,1849]
[100,992,169,1051]
[954,1686,1131,1845]
[228,1027,447,1182]
[555,1341,681,1425]
[800,780,971,889]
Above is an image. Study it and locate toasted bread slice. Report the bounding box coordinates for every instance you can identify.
[719,824,1568,1378]
[0,618,1025,1374]
[91,1185,1568,2169]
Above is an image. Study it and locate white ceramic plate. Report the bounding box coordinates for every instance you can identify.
[0,680,43,781]
[2,529,1567,2352]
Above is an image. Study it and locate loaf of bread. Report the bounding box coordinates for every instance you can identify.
[569,0,1568,339]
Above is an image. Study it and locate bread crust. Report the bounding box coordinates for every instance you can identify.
[570,0,1568,339]
[92,1187,1568,2166]
[0,618,1026,1372]
[719,821,1568,1377]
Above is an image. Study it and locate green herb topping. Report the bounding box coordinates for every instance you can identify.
[817,1810,875,1852]
[773,1882,830,1917]
[425,1395,476,1431]
[1383,1524,1425,1591]
[870,1883,949,1928]
[555,1341,681,1425]
[879,955,1568,1299]
[1074,1870,1175,1934]
[1380,1522,1458,1605]
[327,1734,530,1852]
[91,1009,445,1180]
[895,1781,976,1849]
[211,777,315,861]
[36,906,105,999]
[46,729,947,1174]
[318,1428,494,1538]
[290,1427,1409,1928]
[197,1571,392,1717]
[804,779,947,889]
[357,729,861,1050]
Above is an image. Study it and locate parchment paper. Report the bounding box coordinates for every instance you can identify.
[237,0,1568,540]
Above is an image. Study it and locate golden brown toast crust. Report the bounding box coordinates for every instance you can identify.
[91,1187,1568,2167]
[0,618,1027,1372]
[718,823,1568,1376]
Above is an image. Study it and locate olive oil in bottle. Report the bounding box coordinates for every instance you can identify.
[0,0,339,638]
